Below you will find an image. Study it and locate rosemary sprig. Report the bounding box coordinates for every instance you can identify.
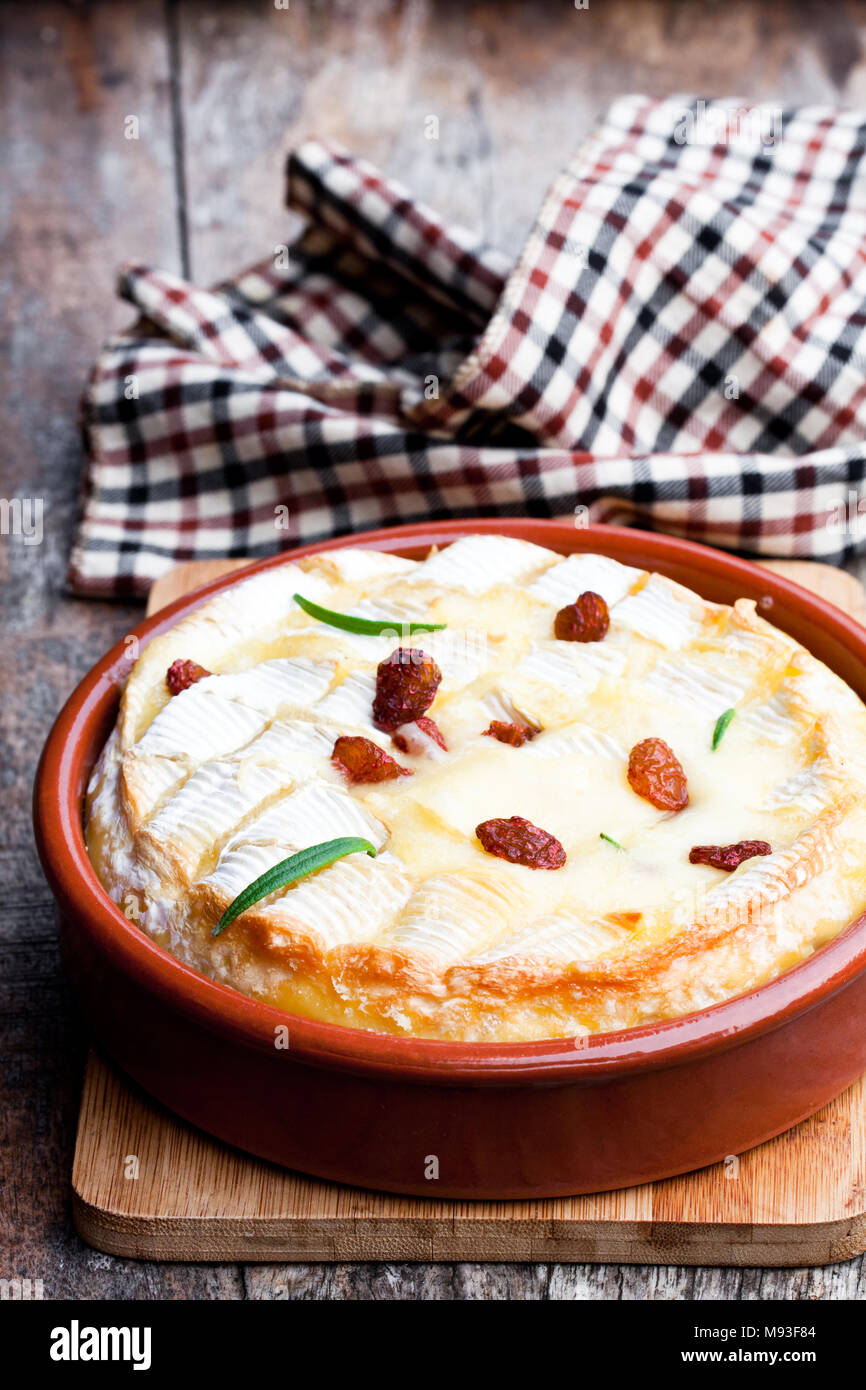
[211,836,377,938]
[599,832,625,851]
[712,708,736,751]
[293,592,445,636]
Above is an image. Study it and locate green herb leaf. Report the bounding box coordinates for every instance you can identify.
[211,836,377,938]
[599,832,625,851]
[712,708,736,751]
[294,592,445,636]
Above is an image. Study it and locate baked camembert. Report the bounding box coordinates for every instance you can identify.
[85,537,866,1041]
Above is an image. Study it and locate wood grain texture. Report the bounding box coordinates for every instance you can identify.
[72,1050,866,1267]
[0,0,238,1302]
[175,0,866,276]
[67,555,866,1267]
[8,0,866,1299]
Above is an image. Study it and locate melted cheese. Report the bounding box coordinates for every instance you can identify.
[85,539,866,1043]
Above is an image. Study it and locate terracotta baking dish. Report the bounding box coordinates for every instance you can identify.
[34,520,866,1199]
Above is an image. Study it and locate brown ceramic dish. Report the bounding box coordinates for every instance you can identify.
[34,520,866,1199]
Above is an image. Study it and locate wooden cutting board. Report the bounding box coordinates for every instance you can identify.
[72,557,866,1265]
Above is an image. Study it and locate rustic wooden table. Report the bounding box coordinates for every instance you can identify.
[5,0,866,1301]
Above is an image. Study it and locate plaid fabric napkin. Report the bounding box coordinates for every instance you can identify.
[72,95,866,597]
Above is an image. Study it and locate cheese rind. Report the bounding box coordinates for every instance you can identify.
[85,540,866,1042]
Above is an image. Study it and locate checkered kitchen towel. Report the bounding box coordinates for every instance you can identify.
[71,95,866,597]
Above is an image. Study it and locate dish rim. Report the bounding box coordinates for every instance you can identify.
[34,518,866,1087]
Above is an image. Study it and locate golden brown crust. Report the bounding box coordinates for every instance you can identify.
[85,539,866,1041]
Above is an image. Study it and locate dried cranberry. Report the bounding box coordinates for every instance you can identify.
[372,648,442,730]
[689,841,772,872]
[332,735,412,785]
[475,815,566,870]
[627,737,689,812]
[554,591,610,643]
[483,720,535,747]
[166,658,211,695]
